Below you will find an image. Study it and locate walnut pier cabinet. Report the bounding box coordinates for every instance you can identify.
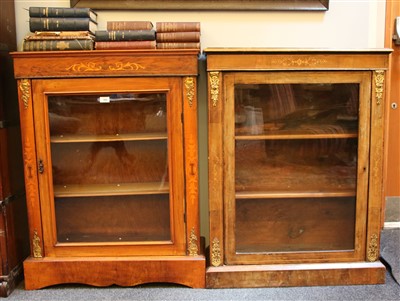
[12,50,205,289]
[205,48,391,288]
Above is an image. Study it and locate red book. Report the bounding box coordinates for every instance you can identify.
[156,31,200,43]
[156,42,200,49]
[107,21,153,31]
[156,22,200,33]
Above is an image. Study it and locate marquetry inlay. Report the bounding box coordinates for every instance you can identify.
[272,56,328,67]
[66,62,145,72]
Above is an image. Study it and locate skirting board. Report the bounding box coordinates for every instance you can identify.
[24,255,206,290]
[206,261,386,288]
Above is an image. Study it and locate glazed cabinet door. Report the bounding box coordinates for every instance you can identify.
[223,71,372,264]
[32,77,186,257]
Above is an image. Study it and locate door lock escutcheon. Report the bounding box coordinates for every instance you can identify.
[38,159,44,174]
[391,103,398,110]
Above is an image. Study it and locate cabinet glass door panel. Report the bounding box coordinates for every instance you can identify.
[224,72,370,263]
[46,91,172,245]
[235,138,358,194]
[234,83,359,138]
[49,93,167,137]
[51,140,168,187]
[235,197,356,253]
[55,195,170,243]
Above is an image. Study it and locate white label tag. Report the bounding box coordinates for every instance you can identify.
[98,96,110,103]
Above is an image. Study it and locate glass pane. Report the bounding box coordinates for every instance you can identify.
[234,82,359,254]
[51,140,168,186]
[235,84,359,136]
[236,138,357,193]
[49,93,167,136]
[56,195,170,243]
[47,92,170,243]
[235,197,356,253]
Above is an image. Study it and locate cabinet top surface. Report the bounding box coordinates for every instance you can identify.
[11,49,200,78]
[203,47,392,54]
[204,48,391,71]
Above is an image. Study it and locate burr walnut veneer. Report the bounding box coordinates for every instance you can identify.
[12,50,205,289]
[205,48,391,288]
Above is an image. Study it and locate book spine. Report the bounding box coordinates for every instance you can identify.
[25,35,93,41]
[23,39,94,51]
[156,32,200,42]
[106,21,153,31]
[29,18,94,32]
[29,7,95,18]
[30,31,93,38]
[156,42,200,49]
[95,40,156,50]
[156,22,200,33]
[95,30,156,41]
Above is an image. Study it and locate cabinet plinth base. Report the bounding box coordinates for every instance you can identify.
[206,261,386,288]
[23,255,206,290]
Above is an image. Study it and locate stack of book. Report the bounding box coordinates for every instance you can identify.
[23,7,97,51]
[155,22,201,50]
[94,21,156,50]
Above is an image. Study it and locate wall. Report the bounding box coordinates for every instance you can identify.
[13,0,387,241]
[15,1,385,49]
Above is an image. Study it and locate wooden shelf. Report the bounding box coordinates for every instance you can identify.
[235,133,358,140]
[51,132,168,143]
[54,182,169,197]
[236,190,356,199]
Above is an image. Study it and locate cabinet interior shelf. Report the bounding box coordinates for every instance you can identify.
[235,133,358,140]
[54,182,169,197]
[235,190,356,199]
[50,132,168,143]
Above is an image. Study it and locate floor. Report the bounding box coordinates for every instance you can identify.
[5,227,399,301]
[6,198,400,300]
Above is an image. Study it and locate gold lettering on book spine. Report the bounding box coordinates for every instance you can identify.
[32,230,42,258]
[188,227,199,256]
[19,79,30,109]
[66,62,145,72]
[211,237,222,266]
[209,72,220,107]
[374,70,384,105]
[184,77,195,107]
[367,233,378,262]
